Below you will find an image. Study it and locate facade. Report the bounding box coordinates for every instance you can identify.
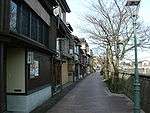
[68,34,75,82]
[54,0,74,87]
[0,0,59,112]
[0,0,92,113]
[79,38,93,77]
[74,36,81,80]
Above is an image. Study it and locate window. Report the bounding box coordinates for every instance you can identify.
[56,39,60,52]
[69,49,73,54]
[38,19,43,43]
[60,40,65,53]
[43,23,49,47]
[66,39,69,53]
[31,13,38,41]
[74,44,76,53]
[76,46,79,54]
[21,4,30,37]
[74,45,79,54]
[10,1,17,31]
[9,0,49,48]
[59,38,69,55]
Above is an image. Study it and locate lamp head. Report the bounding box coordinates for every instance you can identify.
[125,0,141,6]
[125,0,141,17]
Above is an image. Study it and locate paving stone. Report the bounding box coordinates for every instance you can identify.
[46,72,136,113]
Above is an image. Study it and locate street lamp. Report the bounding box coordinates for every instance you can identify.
[125,0,141,113]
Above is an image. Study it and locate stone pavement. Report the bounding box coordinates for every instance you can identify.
[46,72,136,113]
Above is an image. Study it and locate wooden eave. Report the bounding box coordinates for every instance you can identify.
[57,0,71,13]
[67,23,73,32]
[57,17,71,35]
[0,32,57,55]
[38,0,58,15]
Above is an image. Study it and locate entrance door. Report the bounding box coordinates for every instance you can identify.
[0,43,6,113]
[54,61,62,85]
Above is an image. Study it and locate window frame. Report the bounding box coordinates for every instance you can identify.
[9,0,18,32]
[9,0,50,48]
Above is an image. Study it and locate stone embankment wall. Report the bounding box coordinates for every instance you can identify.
[121,73,150,113]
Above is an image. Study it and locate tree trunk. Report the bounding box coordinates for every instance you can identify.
[112,67,119,92]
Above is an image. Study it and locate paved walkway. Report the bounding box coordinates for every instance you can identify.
[47,72,134,113]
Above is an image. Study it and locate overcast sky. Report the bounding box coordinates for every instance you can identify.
[66,0,150,60]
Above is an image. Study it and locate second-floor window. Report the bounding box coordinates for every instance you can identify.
[60,39,69,54]
[56,39,60,53]
[22,4,30,37]
[10,0,17,32]
[74,45,79,54]
[10,0,49,48]
[56,38,69,55]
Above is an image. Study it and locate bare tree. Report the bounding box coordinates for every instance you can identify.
[84,0,150,82]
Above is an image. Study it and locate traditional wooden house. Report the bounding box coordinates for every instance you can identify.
[79,46,86,78]
[68,34,75,82]
[79,38,92,77]
[86,46,92,74]
[0,0,59,112]
[54,0,74,88]
[74,36,81,80]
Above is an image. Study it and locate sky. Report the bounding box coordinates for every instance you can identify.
[139,0,150,24]
[66,0,150,60]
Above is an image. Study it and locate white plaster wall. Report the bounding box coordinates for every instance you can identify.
[7,48,25,93]
[7,86,52,113]
[24,0,50,25]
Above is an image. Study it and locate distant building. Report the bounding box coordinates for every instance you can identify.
[120,60,150,75]
[79,38,93,76]
[137,60,150,75]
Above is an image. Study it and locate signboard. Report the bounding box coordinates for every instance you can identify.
[27,52,34,64]
[30,60,39,78]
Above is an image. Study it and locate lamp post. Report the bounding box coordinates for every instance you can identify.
[125,0,141,113]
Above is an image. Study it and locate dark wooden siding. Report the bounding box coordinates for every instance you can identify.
[0,43,6,112]
[0,0,10,32]
[0,0,11,111]
[49,15,57,51]
[27,51,52,92]
[53,60,62,85]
